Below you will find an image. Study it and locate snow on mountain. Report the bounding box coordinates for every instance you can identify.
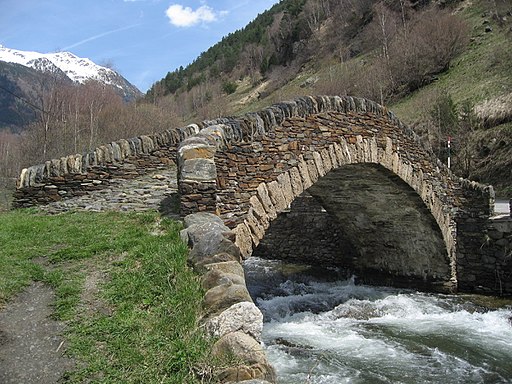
[0,45,141,100]
[1,46,111,84]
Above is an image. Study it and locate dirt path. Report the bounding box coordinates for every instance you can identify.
[0,282,74,383]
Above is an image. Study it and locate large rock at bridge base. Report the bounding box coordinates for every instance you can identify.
[217,365,276,384]
[183,212,225,228]
[181,213,241,266]
[201,269,246,291]
[196,252,242,272]
[213,332,276,383]
[201,261,246,290]
[189,234,240,266]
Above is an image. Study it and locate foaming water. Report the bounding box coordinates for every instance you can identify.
[244,258,512,384]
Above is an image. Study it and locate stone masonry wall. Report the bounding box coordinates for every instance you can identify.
[480,217,512,295]
[14,124,201,208]
[456,179,512,294]
[252,192,358,268]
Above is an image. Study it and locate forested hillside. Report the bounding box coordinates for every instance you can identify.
[148,0,472,106]
[1,0,511,210]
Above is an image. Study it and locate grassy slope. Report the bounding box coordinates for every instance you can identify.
[0,210,216,383]
[392,2,512,123]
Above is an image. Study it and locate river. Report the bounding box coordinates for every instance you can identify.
[244,258,512,384]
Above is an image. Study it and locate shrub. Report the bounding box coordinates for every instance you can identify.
[222,81,238,95]
[387,8,469,94]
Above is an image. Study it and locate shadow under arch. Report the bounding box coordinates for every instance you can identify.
[252,163,452,292]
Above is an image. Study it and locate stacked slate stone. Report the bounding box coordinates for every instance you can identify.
[14,126,200,207]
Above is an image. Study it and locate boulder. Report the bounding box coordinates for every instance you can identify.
[205,302,263,341]
[202,270,245,291]
[189,234,240,265]
[195,252,241,271]
[213,332,276,383]
[184,212,225,228]
[181,213,240,265]
[204,284,253,316]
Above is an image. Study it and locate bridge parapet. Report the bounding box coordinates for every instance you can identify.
[14,124,201,207]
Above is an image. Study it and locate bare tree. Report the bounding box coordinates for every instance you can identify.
[387,7,469,95]
[32,73,62,159]
[0,130,22,179]
[304,1,324,32]
[371,2,399,62]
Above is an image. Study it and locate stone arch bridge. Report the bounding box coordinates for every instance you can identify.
[177,95,507,294]
[14,95,510,295]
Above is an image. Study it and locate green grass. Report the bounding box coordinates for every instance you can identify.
[0,209,218,383]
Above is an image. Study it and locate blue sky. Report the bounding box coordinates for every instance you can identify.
[0,0,279,92]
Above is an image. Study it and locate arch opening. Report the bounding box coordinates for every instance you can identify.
[252,163,453,292]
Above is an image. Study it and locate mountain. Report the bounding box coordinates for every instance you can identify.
[0,61,71,132]
[0,46,141,100]
[0,46,142,131]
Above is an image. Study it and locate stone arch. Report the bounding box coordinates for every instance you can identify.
[232,138,456,290]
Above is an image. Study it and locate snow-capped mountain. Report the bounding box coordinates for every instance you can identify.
[0,45,141,101]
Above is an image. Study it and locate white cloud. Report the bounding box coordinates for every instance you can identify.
[165,4,219,27]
